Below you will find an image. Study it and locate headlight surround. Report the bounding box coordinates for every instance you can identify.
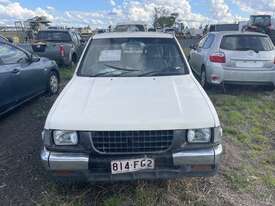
[187,128,211,143]
[213,126,223,143]
[53,130,78,145]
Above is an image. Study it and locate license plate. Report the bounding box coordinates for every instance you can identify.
[235,61,264,68]
[111,158,154,174]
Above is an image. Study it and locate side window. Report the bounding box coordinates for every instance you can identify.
[0,43,27,65]
[198,36,207,48]
[203,34,215,49]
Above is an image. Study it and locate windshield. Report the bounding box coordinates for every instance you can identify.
[220,35,274,51]
[250,16,271,26]
[37,31,71,42]
[115,25,145,32]
[78,38,188,77]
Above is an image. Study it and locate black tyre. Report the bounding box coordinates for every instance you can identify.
[200,67,210,89]
[48,71,59,95]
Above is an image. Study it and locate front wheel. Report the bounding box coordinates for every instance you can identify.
[48,72,59,95]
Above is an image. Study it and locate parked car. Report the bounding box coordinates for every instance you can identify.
[0,41,60,116]
[114,22,147,32]
[41,32,223,182]
[80,32,93,44]
[31,30,84,66]
[148,28,156,32]
[208,24,239,32]
[163,27,176,34]
[189,31,275,89]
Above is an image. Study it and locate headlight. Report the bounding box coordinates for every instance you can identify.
[53,130,78,145]
[187,128,211,143]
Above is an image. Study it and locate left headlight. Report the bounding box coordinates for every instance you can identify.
[53,130,78,145]
[187,128,211,143]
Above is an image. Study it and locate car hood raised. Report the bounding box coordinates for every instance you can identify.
[46,75,219,131]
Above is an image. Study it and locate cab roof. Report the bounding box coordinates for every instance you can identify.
[93,32,174,39]
[209,31,269,37]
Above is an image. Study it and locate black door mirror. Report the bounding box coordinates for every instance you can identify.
[29,54,40,63]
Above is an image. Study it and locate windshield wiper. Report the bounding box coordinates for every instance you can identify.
[104,64,140,72]
[139,68,184,77]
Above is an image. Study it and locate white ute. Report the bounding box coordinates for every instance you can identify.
[41,32,223,182]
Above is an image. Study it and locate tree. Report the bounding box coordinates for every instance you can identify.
[153,7,177,29]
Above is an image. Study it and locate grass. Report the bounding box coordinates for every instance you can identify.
[59,66,75,81]
[37,71,275,205]
[210,88,275,195]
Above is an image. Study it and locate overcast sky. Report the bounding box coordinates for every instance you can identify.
[0,0,274,28]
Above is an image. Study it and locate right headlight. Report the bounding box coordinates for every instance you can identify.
[53,130,78,146]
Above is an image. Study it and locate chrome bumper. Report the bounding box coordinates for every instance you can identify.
[41,144,223,171]
[173,144,222,165]
[41,147,89,170]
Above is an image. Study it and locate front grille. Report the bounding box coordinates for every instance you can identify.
[91,130,174,154]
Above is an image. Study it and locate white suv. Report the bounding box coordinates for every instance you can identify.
[41,32,222,182]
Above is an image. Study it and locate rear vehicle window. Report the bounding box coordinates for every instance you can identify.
[37,31,71,42]
[78,38,188,77]
[115,25,145,32]
[250,16,271,26]
[220,35,274,51]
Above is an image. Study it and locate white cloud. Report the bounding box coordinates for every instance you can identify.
[110,0,116,7]
[1,0,272,29]
[0,0,53,25]
[210,0,248,23]
[234,0,275,14]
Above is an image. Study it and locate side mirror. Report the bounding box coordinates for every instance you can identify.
[29,54,40,63]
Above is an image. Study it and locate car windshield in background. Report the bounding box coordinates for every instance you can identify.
[250,16,271,26]
[37,31,71,42]
[78,38,187,77]
[220,35,274,51]
[115,25,145,32]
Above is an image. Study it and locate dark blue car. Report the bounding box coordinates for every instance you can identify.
[0,41,60,116]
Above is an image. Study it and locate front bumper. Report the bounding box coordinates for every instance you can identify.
[41,144,223,181]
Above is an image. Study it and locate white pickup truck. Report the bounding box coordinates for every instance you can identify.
[41,32,222,182]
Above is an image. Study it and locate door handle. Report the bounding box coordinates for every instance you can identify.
[11,68,20,74]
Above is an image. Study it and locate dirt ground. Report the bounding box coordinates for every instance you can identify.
[0,93,57,205]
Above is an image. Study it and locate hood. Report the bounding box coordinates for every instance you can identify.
[45,75,219,131]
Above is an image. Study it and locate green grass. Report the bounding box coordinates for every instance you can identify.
[210,89,275,193]
[59,67,75,81]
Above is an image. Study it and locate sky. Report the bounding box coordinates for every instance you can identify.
[0,0,275,28]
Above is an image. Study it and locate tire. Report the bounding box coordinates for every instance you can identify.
[200,67,210,89]
[48,71,59,95]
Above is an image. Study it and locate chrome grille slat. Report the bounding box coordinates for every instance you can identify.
[91,130,174,154]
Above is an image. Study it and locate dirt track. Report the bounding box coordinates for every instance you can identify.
[0,95,56,205]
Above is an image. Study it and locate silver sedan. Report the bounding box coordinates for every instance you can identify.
[189,31,275,89]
